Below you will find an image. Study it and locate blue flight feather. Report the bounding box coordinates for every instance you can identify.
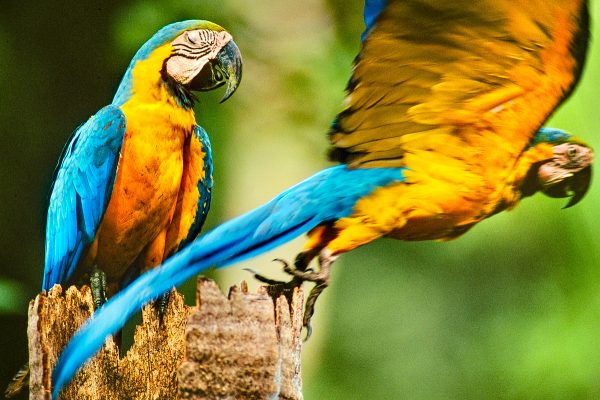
[178,126,214,249]
[362,0,388,41]
[43,105,126,291]
[51,165,406,397]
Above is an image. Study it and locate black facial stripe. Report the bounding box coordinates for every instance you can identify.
[172,53,202,60]
[174,44,211,55]
[199,30,212,42]
[188,48,211,56]
[174,43,199,51]
[174,42,212,52]
[173,47,211,59]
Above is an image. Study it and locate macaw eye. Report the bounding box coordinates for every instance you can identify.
[567,145,577,158]
[214,70,223,81]
[186,30,201,45]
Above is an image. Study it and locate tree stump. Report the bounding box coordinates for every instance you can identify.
[27,278,304,399]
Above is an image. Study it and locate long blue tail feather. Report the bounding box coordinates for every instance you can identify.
[51,165,405,397]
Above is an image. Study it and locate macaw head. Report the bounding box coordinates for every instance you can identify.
[164,24,242,102]
[113,20,242,107]
[537,141,593,208]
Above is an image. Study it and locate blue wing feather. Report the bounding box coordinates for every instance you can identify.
[43,105,126,291]
[362,0,388,41]
[177,126,214,249]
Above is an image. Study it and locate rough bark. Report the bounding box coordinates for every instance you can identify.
[27,278,303,400]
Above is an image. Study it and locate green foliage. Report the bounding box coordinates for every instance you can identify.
[0,279,28,315]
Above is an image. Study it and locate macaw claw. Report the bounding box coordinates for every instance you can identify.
[154,291,172,325]
[90,267,108,309]
[246,252,336,341]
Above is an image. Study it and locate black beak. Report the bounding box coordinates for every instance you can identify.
[217,40,243,103]
[189,39,242,102]
[563,166,592,208]
[542,166,592,208]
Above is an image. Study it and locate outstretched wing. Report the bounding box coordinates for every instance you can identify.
[43,105,126,291]
[330,0,589,168]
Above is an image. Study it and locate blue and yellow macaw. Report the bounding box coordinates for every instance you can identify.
[52,1,593,396]
[42,21,241,303]
[10,21,243,399]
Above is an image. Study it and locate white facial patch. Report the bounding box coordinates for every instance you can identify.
[166,30,233,84]
[538,143,593,187]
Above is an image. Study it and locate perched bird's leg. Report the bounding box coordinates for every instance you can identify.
[89,267,108,309]
[155,291,171,325]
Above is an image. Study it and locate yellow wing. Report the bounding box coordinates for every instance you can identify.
[329,0,589,169]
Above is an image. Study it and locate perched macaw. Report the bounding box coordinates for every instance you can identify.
[7,20,242,400]
[42,20,242,303]
[52,0,593,396]
[8,21,243,399]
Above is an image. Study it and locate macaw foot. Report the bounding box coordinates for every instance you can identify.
[286,249,337,339]
[245,267,298,286]
[247,248,337,340]
[90,267,108,309]
[153,291,172,325]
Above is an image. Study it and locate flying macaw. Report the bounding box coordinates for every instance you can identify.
[52,0,593,396]
[42,20,242,303]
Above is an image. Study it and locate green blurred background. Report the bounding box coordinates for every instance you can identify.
[1,1,600,399]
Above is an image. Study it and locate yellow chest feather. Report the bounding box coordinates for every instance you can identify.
[95,78,197,276]
[109,99,195,224]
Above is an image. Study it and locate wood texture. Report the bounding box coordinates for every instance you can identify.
[29,285,189,400]
[27,279,303,399]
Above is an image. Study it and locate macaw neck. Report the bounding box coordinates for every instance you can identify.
[498,142,556,211]
[113,44,195,109]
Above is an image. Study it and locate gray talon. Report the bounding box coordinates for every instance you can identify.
[247,249,338,339]
[90,267,108,309]
[156,291,171,324]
